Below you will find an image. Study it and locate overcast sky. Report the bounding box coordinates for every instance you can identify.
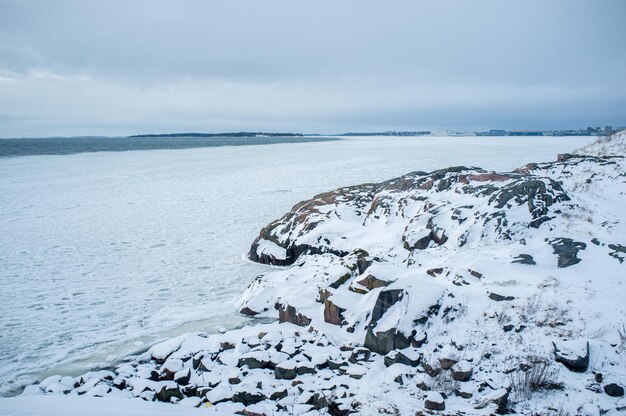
[0,0,625,137]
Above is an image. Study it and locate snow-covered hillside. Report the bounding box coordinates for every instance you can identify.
[6,133,625,415]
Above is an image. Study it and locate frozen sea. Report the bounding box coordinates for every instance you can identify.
[0,135,595,394]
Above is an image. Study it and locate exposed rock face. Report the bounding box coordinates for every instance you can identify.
[323,299,345,325]
[248,166,572,267]
[368,289,405,326]
[276,302,311,327]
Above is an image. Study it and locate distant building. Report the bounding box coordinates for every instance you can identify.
[489,129,506,136]
[605,126,613,136]
[509,131,543,136]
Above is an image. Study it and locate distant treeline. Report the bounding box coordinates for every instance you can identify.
[341,131,431,137]
[130,132,304,138]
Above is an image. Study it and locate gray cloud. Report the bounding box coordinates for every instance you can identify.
[0,0,625,136]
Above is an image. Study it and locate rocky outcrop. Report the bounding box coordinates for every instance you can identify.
[32,133,626,416]
[248,165,572,267]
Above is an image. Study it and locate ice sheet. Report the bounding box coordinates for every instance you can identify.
[0,135,594,394]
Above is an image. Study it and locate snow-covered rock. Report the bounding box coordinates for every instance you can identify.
[24,132,626,415]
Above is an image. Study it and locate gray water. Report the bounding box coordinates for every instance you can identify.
[0,136,337,157]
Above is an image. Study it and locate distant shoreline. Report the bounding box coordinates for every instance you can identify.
[0,136,338,158]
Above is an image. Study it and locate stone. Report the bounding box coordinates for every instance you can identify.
[411,331,428,348]
[233,391,266,406]
[549,238,586,268]
[312,392,329,410]
[394,348,422,367]
[239,407,268,416]
[276,302,311,327]
[365,332,411,357]
[323,299,346,325]
[604,383,624,397]
[354,274,393,291]
[220,341,235,350]
[424,392,445,411]
[608,243,626,263]
[155,384,183,402]
[475,388,509,413]
[468,269,483,279]
[174,369,191,385]
[405,232,432,250]
[348,347,371,363]
[439,357,458,370]
[275,363,297,380]
[238,355,268,370]
[326,358,348,370]
[489,292,515,302]
[553,340,589,372]
[317,288,332,303]
[455,384,474,399]
[240,307,259,316]
[270,389,288,400]
[511,254,536,265]
[296,363,316,376]
[426,268,444,277]
[450,360,473,382]
[368,289,405,325]
[430,227,448,245]
[422,361,442,377]
[329,272,352,289]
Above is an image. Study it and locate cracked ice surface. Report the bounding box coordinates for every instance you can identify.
[0,135,594,394]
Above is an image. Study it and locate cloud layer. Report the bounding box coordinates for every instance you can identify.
[1,0,625,136]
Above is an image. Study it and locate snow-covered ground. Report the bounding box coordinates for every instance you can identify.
[0,135,594,397]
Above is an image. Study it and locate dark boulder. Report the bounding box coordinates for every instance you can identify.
[349,347,371,363]
[233,391,266,406]
[174,369,191,386]
[323,299,346,325]
[450,361,473,382]
[354,274,393,292]
[275,364,297,380]
[475,388,509,414]
[240,307,259,316]
[155,384,183,402]
[270,389,288,400]
[604,383,624,397]
[489,292,515,302]
[608,243,626,263]
[276,302,311,327]
[424,392,445,411]
[364,327,412,355]
[511,254,536,265]
[549,238,586,268]
[394,349,422,367]
[553,341,589,372]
